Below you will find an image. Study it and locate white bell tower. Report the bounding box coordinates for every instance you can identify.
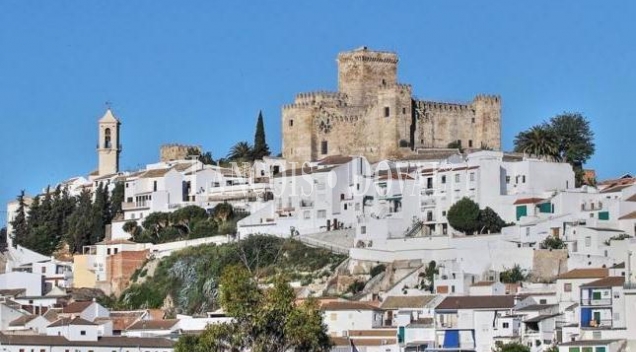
[97,108,121,176]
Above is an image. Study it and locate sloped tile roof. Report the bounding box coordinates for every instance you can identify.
[436,295,516,310]
[557,268,608,280]
[580,276,625,288]
[380,295,436,309]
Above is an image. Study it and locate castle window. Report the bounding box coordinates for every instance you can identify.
[468,140,473,148]
[289,119,293,127]
[321,141,328,155]
[104,128,112,148]
[471,117,475,123]
[384,107,390,117]
[402,107,406,114]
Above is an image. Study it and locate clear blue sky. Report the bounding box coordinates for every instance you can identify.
[1,1,635,208]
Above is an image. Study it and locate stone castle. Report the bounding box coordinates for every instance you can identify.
[282,47,501,163]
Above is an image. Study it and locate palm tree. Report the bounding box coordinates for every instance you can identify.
[513,125,559,160]
[227,141,253,161]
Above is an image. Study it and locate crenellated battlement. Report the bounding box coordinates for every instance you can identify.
[417,100,472,112]
[473,94,501,104]
[337,47,398,64]
[283,91,349,110]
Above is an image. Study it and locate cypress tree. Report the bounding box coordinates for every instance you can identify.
[252,111,270,160]
[10,191,29,247]
[65,190,94,253]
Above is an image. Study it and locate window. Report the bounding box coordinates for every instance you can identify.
[321,140,328,155]
[454,174,460,183]
[442,211,447,217]
[114,248,118,254]
[585,236,592,247]
[506,176,510,184]
[540,299,547,304]
[469,173,475,182]
[361,226,366,234]
[471,117,475,123]
[107,249,111,255]
[503,322,509,328]
[522,175,526,183]
[614,292,620,299]
[441,175,446,184]
[104,128,112,148]
[468,140,473,148]
[289,119,293,127]
[126,183,129,188]
[317,210,327,218]
[451,285,455,293]
[402,107,406,114]
[384,107,390,117]
[564,283,572,292]
[153,180,158,192]
[41,266,46,273]
[80,330,86,336]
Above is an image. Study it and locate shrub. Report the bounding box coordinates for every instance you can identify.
[370,264,386,278]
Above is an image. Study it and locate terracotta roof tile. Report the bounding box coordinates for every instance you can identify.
[9,314,38,326]
[62,301,93,313]
[140,168,172,179]
[618,211,636,220]
[126,319,179,330]
[380,295,436,309]
[0,333,174,348]
[471,281,496,287]
[321,301,382,311]
[317,155,353,166]
[436,295,516,310]
[580,276,625,288]
[557,268,609,280]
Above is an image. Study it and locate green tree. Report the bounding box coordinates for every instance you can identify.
[478,207,507,234]
[447,197,481,235]
[513,124,559,160]
[65,190,94,253]
[170,205,209,235]
[110,182,125,220]
[493,341,531,352]
[420,260,439,293]
[541,236,566,249]
[10,191,30,248]
[549,113,595,165]
[500,264,527,284]
[212,203,234,223]
[90,183,110,245]
[189,218,219,239]
[122,220,142,238]
[252,111,270,161]
[196,265,332,352]
[514,112,595,186]
[227,141,253,162]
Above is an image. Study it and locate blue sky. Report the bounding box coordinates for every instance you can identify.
[1,1,636,209]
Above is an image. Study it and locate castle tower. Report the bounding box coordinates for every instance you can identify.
[337,47,399,106]
[97,109,121,176]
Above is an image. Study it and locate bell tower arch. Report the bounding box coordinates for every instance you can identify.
[97,108,121,176]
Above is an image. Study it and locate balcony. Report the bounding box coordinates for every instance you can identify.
[581,298,612,306]
[122,202,149,210]
[581,319,613,329]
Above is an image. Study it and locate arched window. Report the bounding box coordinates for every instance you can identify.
[104,128,112,148]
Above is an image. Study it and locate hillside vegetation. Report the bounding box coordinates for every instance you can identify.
[115,235,346,315]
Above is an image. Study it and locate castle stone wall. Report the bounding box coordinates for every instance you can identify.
[282,47,502,163]
[160,144,201,162]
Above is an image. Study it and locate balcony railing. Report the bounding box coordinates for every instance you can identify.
[581,298,612,306]
[581,319,613,329]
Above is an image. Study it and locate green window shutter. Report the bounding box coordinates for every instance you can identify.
[598,211,609,220]
[398,326,405,343]
[569,348,580,352]
[596,347,606,352]
[538,202,552,213]
[516,205,528,220]
[593,291,602,300]
[583,347,594,352]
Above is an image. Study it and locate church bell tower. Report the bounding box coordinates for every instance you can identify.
[97,108,121,176]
